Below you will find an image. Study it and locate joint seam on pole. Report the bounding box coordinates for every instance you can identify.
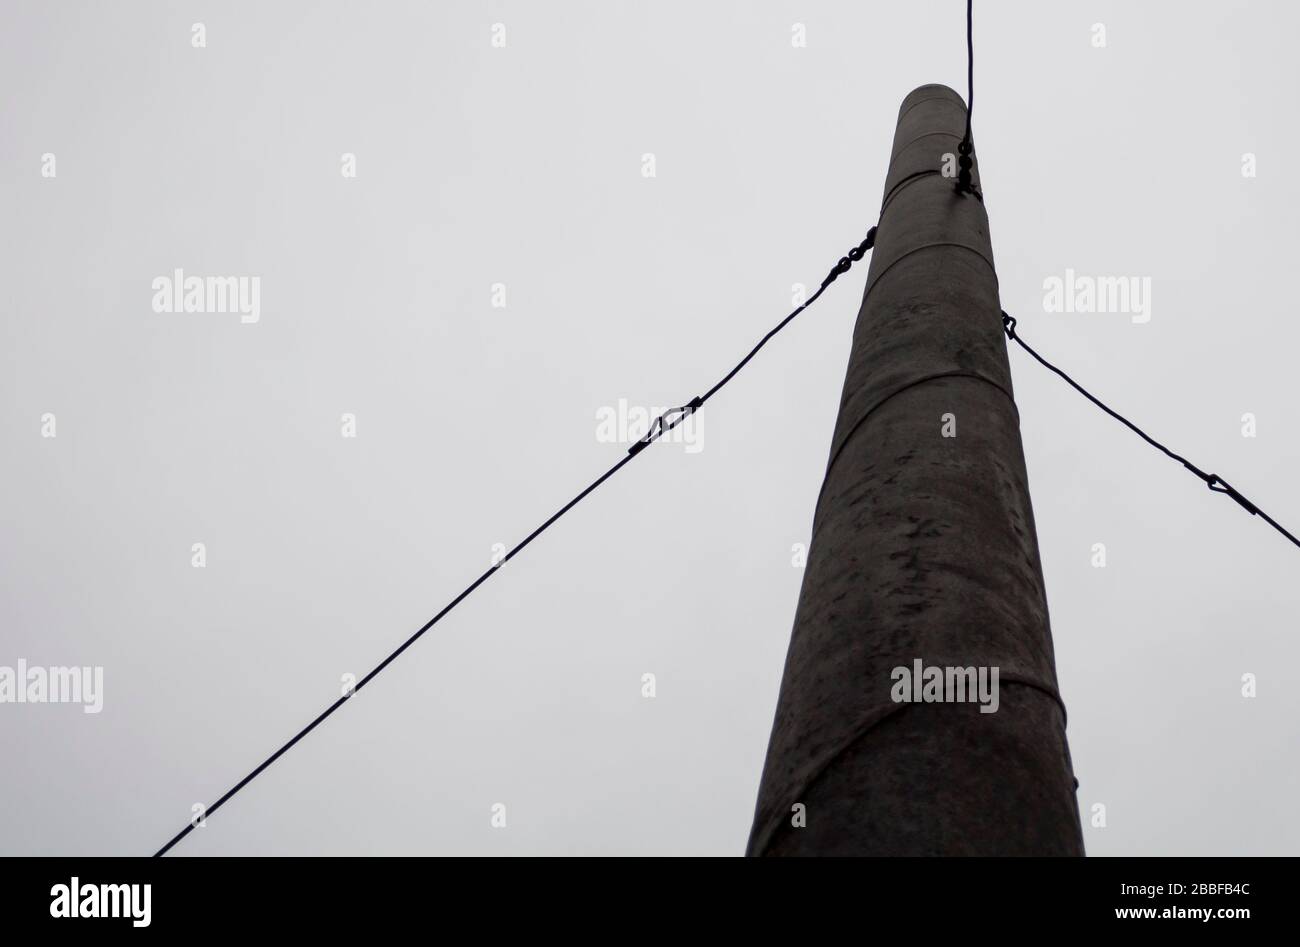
[999,672,1070,725]
[811,369,1017,535]
[749,678,1069,856]
[896,93,967,124]
[861,241,998,307]
[880,169,948,213]
[880,168,982,214]
[890,129,966,160]
[748,703,907,856]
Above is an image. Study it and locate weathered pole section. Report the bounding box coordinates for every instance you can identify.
[748,85,1084,856]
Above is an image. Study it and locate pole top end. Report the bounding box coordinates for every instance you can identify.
[899,84,967,117]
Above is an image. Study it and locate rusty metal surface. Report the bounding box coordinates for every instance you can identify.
[747,85,1084,857]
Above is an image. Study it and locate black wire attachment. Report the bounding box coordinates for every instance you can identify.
[152,223,879,857]
[956,140,976,195]
[954,0,981,201]
[1206,475,1261,516]
[628,396,704,456]
[631,226,879,460]
[821,226,877,289]
[1000,309,1298,550]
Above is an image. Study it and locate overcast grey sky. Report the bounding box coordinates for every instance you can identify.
[2,0,1298,856]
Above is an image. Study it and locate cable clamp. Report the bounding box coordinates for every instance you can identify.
[1206,475,1260,516]
[820,226,878,289]
[627,396,704,455]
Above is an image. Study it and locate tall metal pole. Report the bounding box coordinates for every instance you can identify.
[748,85,1084,856]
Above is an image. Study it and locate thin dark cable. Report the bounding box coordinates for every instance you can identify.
[963,0,974,146]
[956,0,976,193]
[1001,312,1300,550]
[152,226,877,857]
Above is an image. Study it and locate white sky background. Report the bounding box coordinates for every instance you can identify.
[2,0,1298,856]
